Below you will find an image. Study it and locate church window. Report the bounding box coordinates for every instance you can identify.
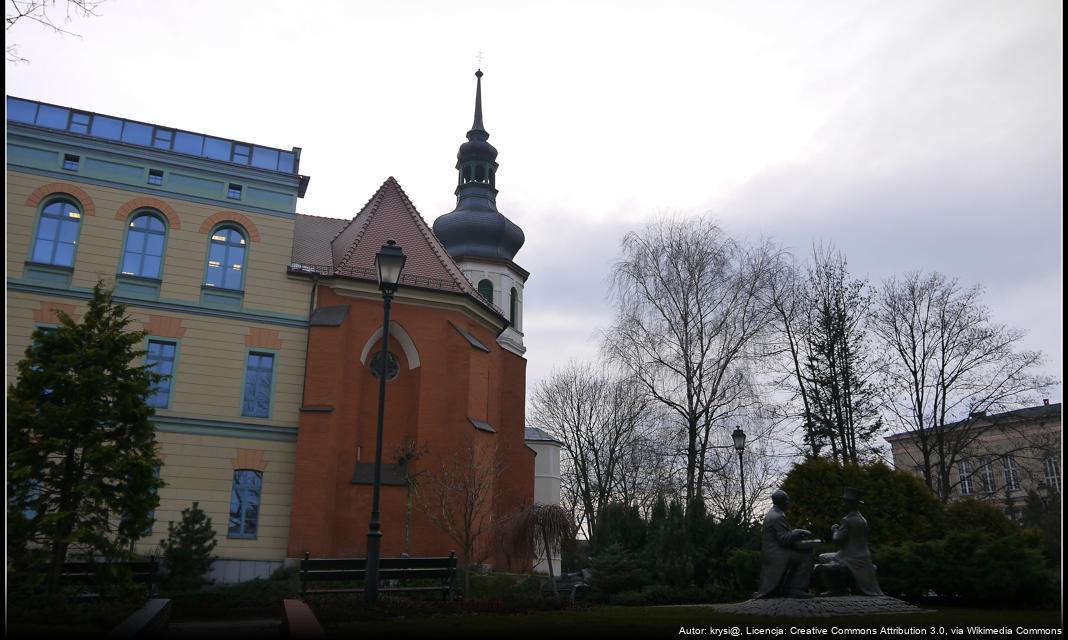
[478,279,493,303]
[475,165,485,182]
[369,350,399,381]
[509,287,518,326]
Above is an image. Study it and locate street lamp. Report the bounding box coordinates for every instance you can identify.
[366,240,406,605]
[732,427,746,520]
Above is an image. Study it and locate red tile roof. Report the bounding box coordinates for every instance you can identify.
[290,177,503,319]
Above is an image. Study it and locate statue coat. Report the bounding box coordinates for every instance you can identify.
[827,510,883,596]
[756,505,807,598]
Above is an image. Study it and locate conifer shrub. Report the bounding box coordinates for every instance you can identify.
[160,501,218,591]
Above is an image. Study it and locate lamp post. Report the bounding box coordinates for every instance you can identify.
[732,427,746,520]
[365,240,406,605]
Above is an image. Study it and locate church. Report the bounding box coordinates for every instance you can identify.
[5,71,558,581]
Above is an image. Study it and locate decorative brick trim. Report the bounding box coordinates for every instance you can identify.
[245,327,283,350]
[199,211,262,242]
[232,449,268,471]
[25,182,96,216]
[33,301,80,324]
[144,315,187,339]
[116,197,182,229]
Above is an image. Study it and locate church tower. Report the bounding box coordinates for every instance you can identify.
[433,70,528,355]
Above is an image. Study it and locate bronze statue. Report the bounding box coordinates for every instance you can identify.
[814,487,883,596]
[756,489,816,599]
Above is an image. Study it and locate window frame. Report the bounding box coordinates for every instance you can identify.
[1001,454,1020,492]
[1044,456,1061,492]
[477,278,494,303]
[240,348,277,419]
[958,458,973,496]
[978,456,997,494]
[202,224,249,292]
[145,337,180,410]
[227,468,264,539]
[119,211,168,281]
[28,196,84,269]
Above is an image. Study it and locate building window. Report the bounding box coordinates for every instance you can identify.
[31,199,82,267]
[242,352,275,418]
[978,456,997,494]
[146,339,177,408]
[478,279,493,303]
[509,287,518,326]
[121,213,166,279]
[369,351,399,381]
[69,112,91,134]
[958,459,973,496]
[228,469,262,538]
[227,183,242,200]
[62,154,80,170]
[1002,454,1020,491]
[204,226,246,290]
[1044,456,1061,492]
[152,128,174,150]
[232,144,251,164]
[147,169,164,186]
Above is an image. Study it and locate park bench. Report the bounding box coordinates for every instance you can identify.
[300,552,457,601]
[62,557,159,600]
[540,571,589,604]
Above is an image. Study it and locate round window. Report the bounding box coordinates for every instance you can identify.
[369,350,400,381]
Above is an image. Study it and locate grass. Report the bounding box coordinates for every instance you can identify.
[324,604,1062,638]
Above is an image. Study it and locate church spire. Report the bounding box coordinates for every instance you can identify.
[432,69,525,263]
[469,69,486,138]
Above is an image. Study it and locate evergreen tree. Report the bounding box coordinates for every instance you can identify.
[161,501,218,590]
[7,282,165,594]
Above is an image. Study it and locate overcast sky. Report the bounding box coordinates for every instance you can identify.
[7,0,1062,403]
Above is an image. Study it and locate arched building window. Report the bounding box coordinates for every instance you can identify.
[121,212,167,279]
[205,225,247,290]
[509,287,518,326]
[31,198,82,267]
[478,278,493,303]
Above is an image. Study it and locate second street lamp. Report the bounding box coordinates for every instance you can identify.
[732,427,747,520]
[365,240,406,605]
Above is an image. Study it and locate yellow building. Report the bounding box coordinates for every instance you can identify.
[886,401,1062,519]
[7,96,312,581]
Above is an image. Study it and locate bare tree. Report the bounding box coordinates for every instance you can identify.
[603,215,782,509]
[528,363,652,541]
[416,433,504,597]
[870,271,1057,501]
[393,439,428,557]
[6,0,106,62]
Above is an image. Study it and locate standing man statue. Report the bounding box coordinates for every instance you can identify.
[814,487,883,596]
[756,489,815,599]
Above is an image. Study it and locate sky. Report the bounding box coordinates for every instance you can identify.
[6,0,1063,403]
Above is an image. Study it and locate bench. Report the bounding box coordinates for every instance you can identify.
[540,572,589,604]
[300,552,457,601]
[62,557,159,600]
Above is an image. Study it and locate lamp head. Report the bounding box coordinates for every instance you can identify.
[375,240,406,293]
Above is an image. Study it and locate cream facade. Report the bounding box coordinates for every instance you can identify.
[886,402,1062,519]
[7,97,310,582]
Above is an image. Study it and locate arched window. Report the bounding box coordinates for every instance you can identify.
[121,212,166,279]
[228,469,263,538]
[205,225,247,290]
[509,287,518,326]
[31,198,82,267]
[478,279,493,303]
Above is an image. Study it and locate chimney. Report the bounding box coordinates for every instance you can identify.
[1043,399,1050,406]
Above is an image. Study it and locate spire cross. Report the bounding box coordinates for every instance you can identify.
[476,49,484,67]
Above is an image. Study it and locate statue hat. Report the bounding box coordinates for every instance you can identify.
[842,487,863,503]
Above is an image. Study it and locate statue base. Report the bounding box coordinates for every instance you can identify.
[706,595,931,617]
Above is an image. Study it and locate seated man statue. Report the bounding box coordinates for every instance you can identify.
[814,487,883,596]
[755,489,815,599]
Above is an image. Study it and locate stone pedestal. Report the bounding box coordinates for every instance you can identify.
[706,595,930,617]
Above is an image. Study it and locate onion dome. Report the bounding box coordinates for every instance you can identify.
[433,70,525,262]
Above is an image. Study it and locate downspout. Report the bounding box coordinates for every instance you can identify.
[299,272,319,408]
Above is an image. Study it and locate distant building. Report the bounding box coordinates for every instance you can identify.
[525,427,563,574]
[6,70,550,582]
[886,401,1062,519]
